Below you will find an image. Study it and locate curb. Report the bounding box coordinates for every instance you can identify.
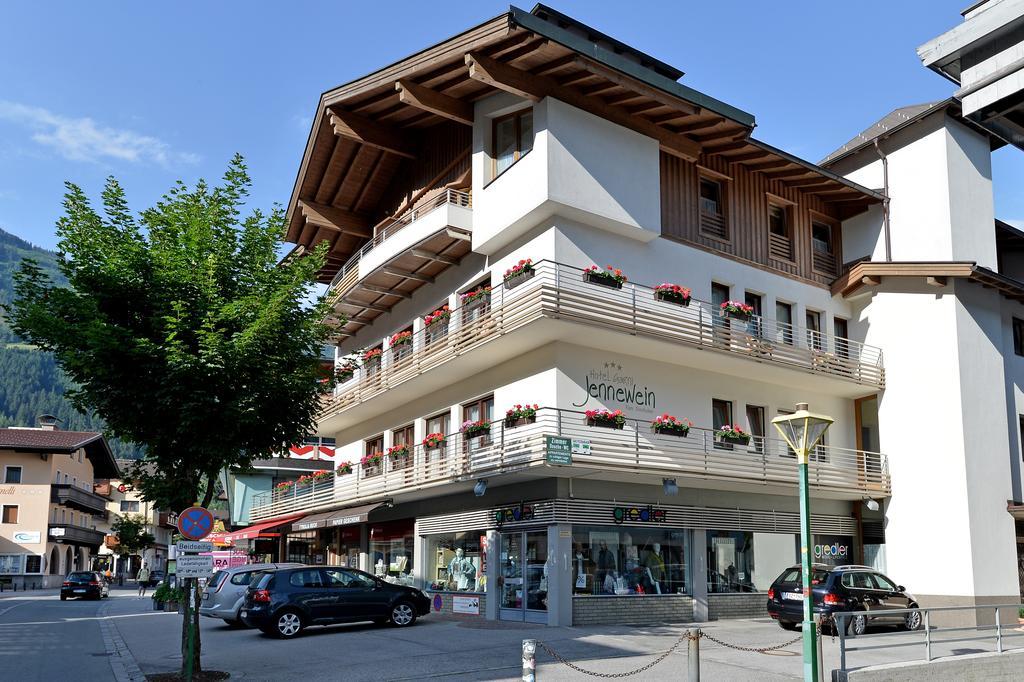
[99,599,147,682]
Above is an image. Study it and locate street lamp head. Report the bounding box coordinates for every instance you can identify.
[771,402,834,461]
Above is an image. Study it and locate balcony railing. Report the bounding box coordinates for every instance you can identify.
[251,407,890,520]
[49,524,106,547]
[324,260,884,418]
[327,189,472,298]
[51,484,109,515]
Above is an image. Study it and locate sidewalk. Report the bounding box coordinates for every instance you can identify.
[0,586,60,599]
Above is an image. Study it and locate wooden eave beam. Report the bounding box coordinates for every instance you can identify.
[702,140,748,154]
[571,56,701,116]
[673,117,726,134]
[360,283,412,299]
[410,248,459,265]
[926,276,947,287]
[784,177,833,189]
[743,159,794,172]
[465,52,701,161]
[382,266,435,283]
[532,54,576,76]
[722,150,771,163]
[337,300,390,313]
[298,200,372,238]
[395,79,473,126]
[327,107,416,159]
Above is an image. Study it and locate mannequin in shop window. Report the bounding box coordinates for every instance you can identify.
[644,542,665,595]
[595,540,616,594]
[573,542,591,593]
[448,548,475,591]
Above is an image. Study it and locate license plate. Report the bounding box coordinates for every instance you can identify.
[74,589,86,593]
[240,610,247,618]
[782,592,802,601]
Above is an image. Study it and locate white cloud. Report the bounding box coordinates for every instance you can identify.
[0,101,199,167]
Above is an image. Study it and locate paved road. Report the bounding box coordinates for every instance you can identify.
[0,588,126,682]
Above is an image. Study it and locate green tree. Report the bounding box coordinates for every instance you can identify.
[6,156,333,677]
[110,514,156,557]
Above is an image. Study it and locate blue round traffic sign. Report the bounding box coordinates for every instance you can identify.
[177,506,214,540]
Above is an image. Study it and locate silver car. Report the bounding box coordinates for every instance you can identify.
[199,563,302,626]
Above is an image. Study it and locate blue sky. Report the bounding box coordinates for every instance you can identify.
[1,0,1021,250]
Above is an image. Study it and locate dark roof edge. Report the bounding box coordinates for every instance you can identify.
[509,5,756,128]
[747,138,886,202]
[821,100,953,167]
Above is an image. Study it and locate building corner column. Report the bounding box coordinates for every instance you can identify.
[691,528,708,622]
[485,529,499,621]
[547,523,572,626]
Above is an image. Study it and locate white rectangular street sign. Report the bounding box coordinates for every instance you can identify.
[176,554,214,578]
[176,541,213,553]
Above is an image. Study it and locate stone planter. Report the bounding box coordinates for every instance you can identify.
[654,291,690,307]
[586,417,625,430]
[583,272,623,289]
[503,269,535,290]
[504,415,536,429]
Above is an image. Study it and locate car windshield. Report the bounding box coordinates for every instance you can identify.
[207,571,227,590]
[777,568,830,584]
[68,572,94,581]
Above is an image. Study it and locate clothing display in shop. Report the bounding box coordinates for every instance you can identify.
[447,548,476,590]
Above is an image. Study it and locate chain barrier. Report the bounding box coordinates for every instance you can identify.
[536,627,803,677]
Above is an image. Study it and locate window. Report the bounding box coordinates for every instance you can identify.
[767,203,793,260]
[711,282,731,336]
[369,519,414,583]
[365,435,384,457]
[492,108,534,179]
[25,555,42,574]
[712,399,733,450]
[0,555,24,574]
[834,318,849,358]
[699,177,727,239]
[746,405,766,454]
[707,531,798,593]
[425,301,450,346]
[324,568,376,589]
[392,424,415,471]
[777,409,795,458]
[390,326,413,364]
[2,505,18,524]
[460,280,492,326]
[4,466,22,484]
[811,221,837,275]
[806,310,824,351]
[572,526,688,596]
[711,282,730,308]
[426,531,485,592]
[364,345,383,377]
[288,569,323,588]
[1014,318,1024,356]
[119,500,140,513]
[871,573,898,591]
[744,292,763,337]
[229,571,254,586]
[55,470,60,484]
[426,411,450,439]
[463,396,494,450]
[775,301,793,345]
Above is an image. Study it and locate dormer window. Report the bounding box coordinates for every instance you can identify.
[768,203,793,261]
[492,109,534,179]
[699,176,728,239]
[811,220,837,275]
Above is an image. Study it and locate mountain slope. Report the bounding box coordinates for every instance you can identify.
[0,227,142,459]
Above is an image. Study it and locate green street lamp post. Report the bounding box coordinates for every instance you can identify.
[772,402,833,682]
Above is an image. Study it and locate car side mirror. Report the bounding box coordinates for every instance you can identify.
[896,585,905,592]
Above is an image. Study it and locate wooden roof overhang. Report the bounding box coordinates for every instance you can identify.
[832,260,1024,305]
[287,4,883,293]
[325,226,472,339]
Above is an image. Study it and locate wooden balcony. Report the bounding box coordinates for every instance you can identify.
[51,484,109,516]
[49,524,106,547]
[252,408,890,521]
[323,260,885,423]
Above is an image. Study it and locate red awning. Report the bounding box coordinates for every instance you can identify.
[223,514,305,542]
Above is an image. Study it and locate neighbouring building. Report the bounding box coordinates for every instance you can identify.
[0,416,119,588]
[230,3,1023,627]
[95,461,177,577]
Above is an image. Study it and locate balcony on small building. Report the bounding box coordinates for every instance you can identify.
[49,524,106,548]
[51,483,109,516]
[324,189,473,341]
[320,260,885,431]
[251,407,890,521]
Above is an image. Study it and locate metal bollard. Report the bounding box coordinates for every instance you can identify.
[522,639,536,682]
[688,629,700,682]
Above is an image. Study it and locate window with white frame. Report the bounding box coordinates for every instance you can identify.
[119,500,140,513]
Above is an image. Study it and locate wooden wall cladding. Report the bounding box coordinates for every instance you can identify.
[375,122,471,222]
[660,152,842,288]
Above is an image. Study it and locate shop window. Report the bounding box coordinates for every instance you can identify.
[119,500,140,513]
[491,108,534,180]
[1,505,17,524]
[0,555,24,574]
[707,530,798,593]
[369,520,415,586]
[571,526,688,596]
[4,466,21,484]
[24,555,42,574]
[426,531,485,592]
[285,531,319,565]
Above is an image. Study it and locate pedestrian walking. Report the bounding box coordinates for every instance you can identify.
[136,564,150,597]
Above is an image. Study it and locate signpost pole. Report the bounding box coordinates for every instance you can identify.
[184,577,194,681]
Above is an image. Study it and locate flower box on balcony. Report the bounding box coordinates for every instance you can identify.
[504,404,538,428]
[361,452,384,478]
[651,414,691,437]
[461,287,492,311]
[653,284,691,307]
[585,409,625,429]
[423,306,451,329]
[503,259,535,290]
[461,419,491,438]
[335,362,358,383]
[336,462,353,476]
[422,433,446,450]
[583,265,627,289]
[720,301,754,322]
[387,444,412,470]
[389,331,413,349]
[716,426,751,446]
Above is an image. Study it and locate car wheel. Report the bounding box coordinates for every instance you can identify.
[903,607,922,631]
[274,610,305,638]
[779,620,799,631]
[60,594,67,601]
[389,601,417,627]
[847,614,867,637]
